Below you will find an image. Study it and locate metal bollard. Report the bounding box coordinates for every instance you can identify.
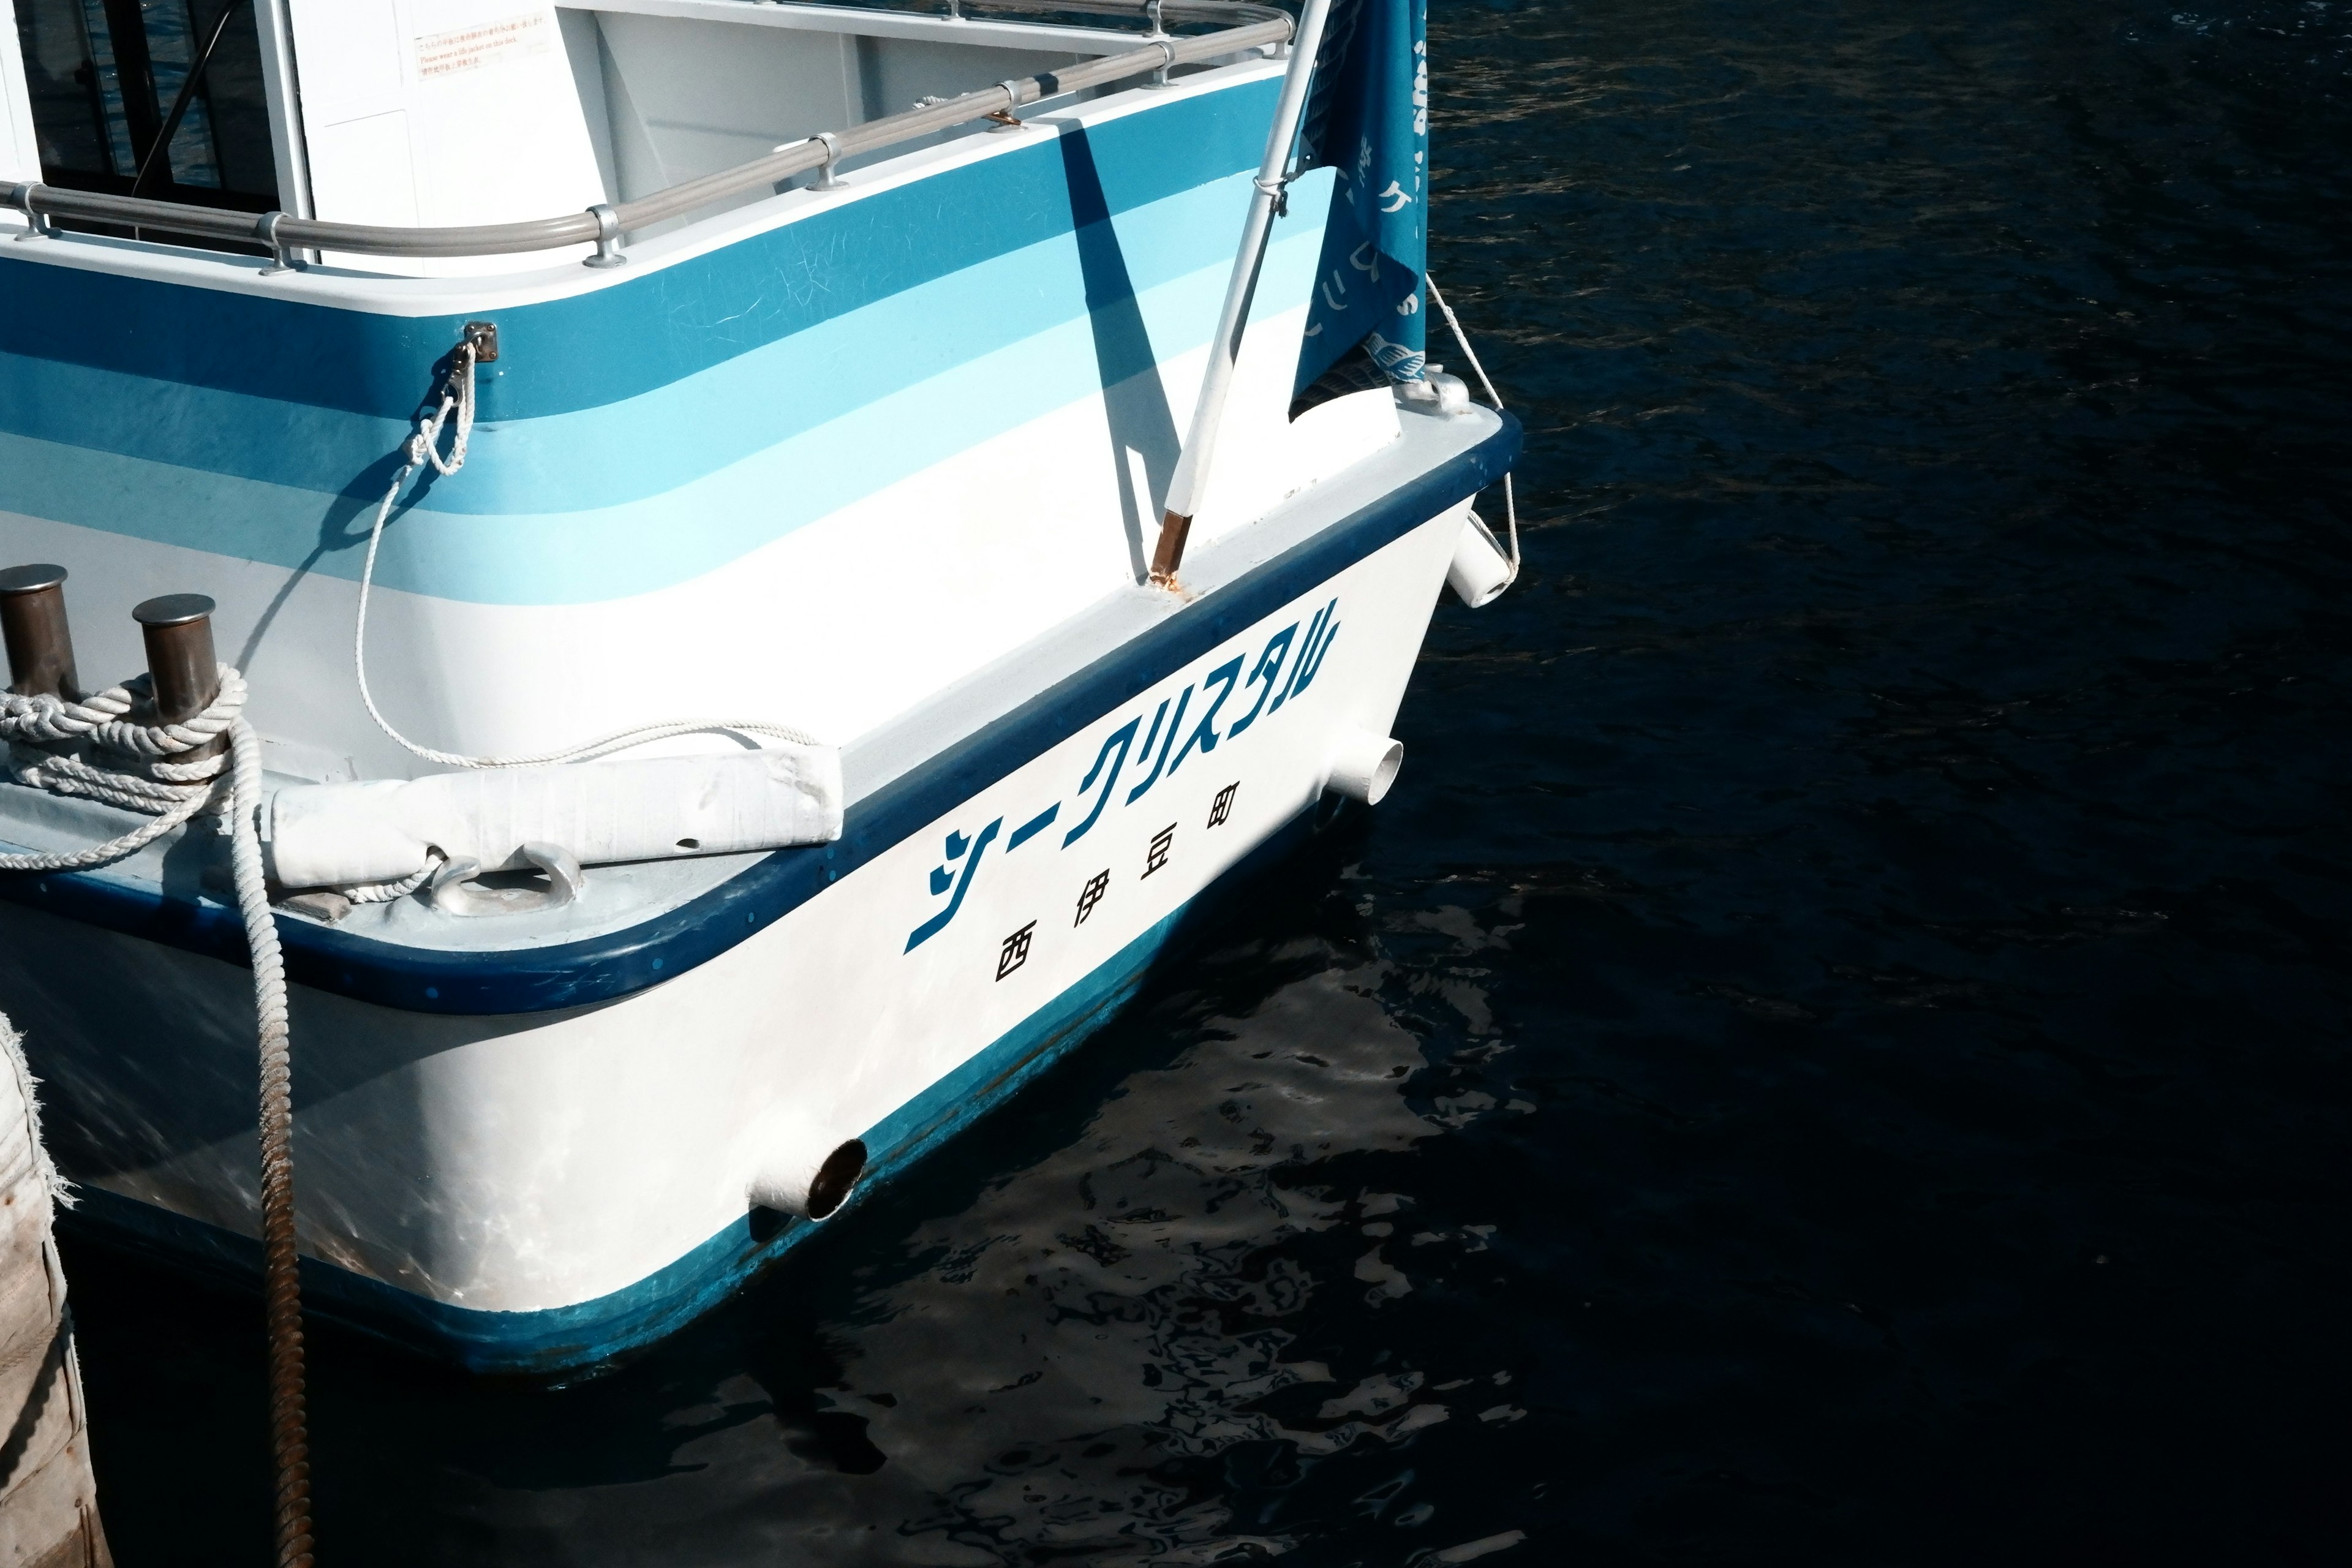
[132,594,224,758]
[0,564,80,700]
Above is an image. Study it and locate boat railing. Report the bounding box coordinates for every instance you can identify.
[0,0,1293,271]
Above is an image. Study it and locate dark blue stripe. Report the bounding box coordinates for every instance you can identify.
[0,413,1520,1014]
[0,83,1274,424]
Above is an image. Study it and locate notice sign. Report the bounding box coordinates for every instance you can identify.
[415,10,554,79]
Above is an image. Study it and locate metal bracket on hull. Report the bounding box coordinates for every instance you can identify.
[430,843,584,917]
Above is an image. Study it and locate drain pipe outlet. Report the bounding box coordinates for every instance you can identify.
[1325,729,1404,806]
[747,1120,869,1220]
[1446,513,1515,609]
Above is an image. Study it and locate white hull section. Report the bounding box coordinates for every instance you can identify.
[0,312,1393,788]
[0,502,1465,1333]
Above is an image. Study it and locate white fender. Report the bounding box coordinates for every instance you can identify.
[1326,728,1404,805]
[265,745,843,891]
[1446,511,1516,609]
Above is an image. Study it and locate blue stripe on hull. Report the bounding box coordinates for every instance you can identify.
[0,82,1277,423]
[0,174,1334,603]
[58,802,1327,1375]
[0,413,1520,1016]
[0,170,1313,521]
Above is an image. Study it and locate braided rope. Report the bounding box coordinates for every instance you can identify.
[10,745,208,809]
[0,667,246,756]
[0,667,244,872]
[0,766,218,872]
[228,718,313,1568]
[341,860,438,904]
[1,705,315,1562]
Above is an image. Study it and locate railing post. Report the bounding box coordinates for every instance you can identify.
[257,210,301,274]
[584,204,627,268]
[1146,0,1172,86]
[812,132,847,190]
[5,183,55,241]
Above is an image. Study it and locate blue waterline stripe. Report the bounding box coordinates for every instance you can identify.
[0,415,1521,1014]
[57,803,1322,1374]
[0,82,1276,424]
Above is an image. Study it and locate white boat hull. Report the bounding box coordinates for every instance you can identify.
[0,481,1491,1371]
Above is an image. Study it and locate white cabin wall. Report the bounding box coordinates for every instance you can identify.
[565,9,1084,203]
[0,0,47,189]
[404,1,606,225]
[586,12,858,195]
[859,37,1085,123]
[587,21,663,209]
[291,0,413,226]
[555,7,617,202]
[290,0,606,271]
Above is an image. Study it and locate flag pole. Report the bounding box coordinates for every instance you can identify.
[1148,0,1338,589]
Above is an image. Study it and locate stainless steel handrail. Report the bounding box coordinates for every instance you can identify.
[0,0,1291,268]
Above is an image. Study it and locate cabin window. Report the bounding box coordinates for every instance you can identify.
[11,0,277,209]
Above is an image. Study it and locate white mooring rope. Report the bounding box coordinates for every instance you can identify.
[0,668,244,869]
[1425,274,1521,585]
[228,715,315,1568]
[0,685,314,1564]
[354,343,824,769]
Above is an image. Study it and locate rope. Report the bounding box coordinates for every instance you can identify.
[353,347,824,769]
[0,692,314,1564]
[0,668,244,871]
[230,717,314,1568]
[1425,274,1521,583]
[0,667,244,756]
[341,861,438,903]
[0,776,213,872]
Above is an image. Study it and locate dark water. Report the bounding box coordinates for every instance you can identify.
[62,1,2352,1560]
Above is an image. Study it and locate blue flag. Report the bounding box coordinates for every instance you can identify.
[1295,0,1430,392]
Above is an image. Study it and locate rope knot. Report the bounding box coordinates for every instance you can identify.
[0,690,77,747]
[0,665,247,820]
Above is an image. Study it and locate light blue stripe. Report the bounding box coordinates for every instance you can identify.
[0,172,1306,510]
[0,172,1335,606]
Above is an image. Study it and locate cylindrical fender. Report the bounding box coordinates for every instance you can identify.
[1326,728,1404,805]
[1446,512,1515,609]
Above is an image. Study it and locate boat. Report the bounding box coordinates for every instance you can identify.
[0,0,1520,1380]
